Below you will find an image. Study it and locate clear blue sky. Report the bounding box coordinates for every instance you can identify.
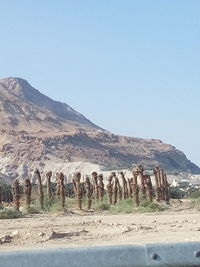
[0,1,200,167]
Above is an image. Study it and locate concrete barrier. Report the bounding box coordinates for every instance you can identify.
[0,242,200,267]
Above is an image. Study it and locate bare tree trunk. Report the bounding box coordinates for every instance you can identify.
[46,171,52,198]
[0,185,2,206]
[98,174,104,201]
[12,179,20,211]
[34,169,44,209]
[145,175,153,202]
[58,172,65,209]
[132,173,139,207]
[56,173,60,197]
[159,169,165,200]
[164,173,170,203]
[113,173,120,205]
[85,176,93,209]
[107,175,113,205]
[24,178,32,210]
[137,165,146,201]
[120,172,128,200]
[154,167,161,202]
[73,172,82,210]
[128,178,133,197]
[92,172,99,201]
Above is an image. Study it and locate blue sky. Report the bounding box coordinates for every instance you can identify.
[0,1,200,167]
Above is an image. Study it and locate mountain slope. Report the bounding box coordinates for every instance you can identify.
[0,77,199,180]
[0,77,100,131]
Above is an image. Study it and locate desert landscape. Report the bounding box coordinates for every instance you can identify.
[1,77,200,253]
[1,199,200,251]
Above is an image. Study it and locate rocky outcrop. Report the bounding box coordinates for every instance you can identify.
[0,77,199,181]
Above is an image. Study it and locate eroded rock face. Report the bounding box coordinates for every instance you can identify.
[0,77,100,131]
[0,77,199,182]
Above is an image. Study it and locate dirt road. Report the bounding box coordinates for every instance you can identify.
[0,201,200,251]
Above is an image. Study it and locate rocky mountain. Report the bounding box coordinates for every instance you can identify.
[0,77,199,181]
[0,77,100,131]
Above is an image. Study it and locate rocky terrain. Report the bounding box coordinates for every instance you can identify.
[1,200,200,250]
[0,77,199,182]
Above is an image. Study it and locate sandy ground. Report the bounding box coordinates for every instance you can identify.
[1,200,200,251]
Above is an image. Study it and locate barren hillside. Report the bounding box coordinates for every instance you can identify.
[0,77,199,181]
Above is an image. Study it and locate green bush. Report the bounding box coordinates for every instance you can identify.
[95,203,110,211]
[0,208,22,219]
[26,206,40,214]
[169,187,185,199]
[109,198,166,214]
[188,189,200,199]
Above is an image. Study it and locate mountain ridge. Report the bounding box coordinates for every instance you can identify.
[0,77,101,131]
[0,77,199,180]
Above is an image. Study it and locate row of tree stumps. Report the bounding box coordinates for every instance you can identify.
[9,165,170,212]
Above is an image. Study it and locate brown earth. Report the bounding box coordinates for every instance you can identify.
[0,77,199,182]
[1,200,200,251]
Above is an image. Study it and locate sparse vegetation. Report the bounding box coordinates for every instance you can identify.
[0,165,171,219]
[0,208,22,219]
[190,198,200,210]
[95,202,110,211]
[187,189,200,199]
[169,187,185,199]
[108,199,166,214]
